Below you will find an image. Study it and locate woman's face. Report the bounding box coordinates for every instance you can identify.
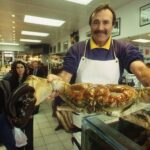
[16,63,25,77]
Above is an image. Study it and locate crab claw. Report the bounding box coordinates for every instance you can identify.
[24,75,70,104]
[24,75,53,105]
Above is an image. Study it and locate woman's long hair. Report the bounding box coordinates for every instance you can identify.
[10,60,28,90]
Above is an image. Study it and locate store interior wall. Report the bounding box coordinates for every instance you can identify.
[0,0,149,65]
[79,0,150,41]
[52,0,150,52]
[115,0,150,39]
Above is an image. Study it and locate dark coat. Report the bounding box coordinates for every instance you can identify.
[30,68,45,77]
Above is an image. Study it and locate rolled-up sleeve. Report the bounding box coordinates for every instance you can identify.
[117,41,144,73]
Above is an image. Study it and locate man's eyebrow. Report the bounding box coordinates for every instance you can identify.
[92,19,111,22]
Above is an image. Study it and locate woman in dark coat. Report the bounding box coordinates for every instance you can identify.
[6,60,34,150]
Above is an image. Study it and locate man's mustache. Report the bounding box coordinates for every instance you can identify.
[93,30,108,35]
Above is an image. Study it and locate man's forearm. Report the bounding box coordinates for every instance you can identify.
[130,61,150,86]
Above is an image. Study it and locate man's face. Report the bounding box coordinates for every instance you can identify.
[90,9,114,46]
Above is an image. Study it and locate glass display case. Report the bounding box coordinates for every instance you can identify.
[81,114,144,150]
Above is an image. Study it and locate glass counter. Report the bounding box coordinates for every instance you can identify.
[81,114,144,150]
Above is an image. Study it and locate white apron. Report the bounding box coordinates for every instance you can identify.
[76,41,120,84]
[73,40,120,128]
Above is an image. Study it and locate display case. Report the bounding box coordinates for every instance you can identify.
[81,114,144,150]
[49,54,64,74]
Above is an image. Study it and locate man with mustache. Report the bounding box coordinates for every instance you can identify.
[47,4,150,148]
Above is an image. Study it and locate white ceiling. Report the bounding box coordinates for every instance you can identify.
[0,0,149,46]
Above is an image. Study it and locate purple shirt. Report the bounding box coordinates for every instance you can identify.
[63,39,143,78]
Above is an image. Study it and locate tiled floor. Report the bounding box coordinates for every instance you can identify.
[0,100,73,150]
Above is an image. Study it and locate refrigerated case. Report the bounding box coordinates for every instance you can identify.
[49,54,64,74]
[81,114,145,150]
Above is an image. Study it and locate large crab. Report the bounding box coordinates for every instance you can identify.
[25,75,150,113]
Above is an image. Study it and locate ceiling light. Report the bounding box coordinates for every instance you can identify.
[65,0,93,5]
[21,31,49,37]
[12,14,15,17]
[24,15,65,27]
[20,39,41,43]
[4,52,14,54]
[0,42,19,45]
[132,39,150,43]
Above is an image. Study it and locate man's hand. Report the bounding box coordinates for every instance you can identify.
[47,71,72,100]
[47,74,62,100]
[47,74,62,82]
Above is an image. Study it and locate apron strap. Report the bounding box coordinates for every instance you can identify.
[112,39,118,60]
[83,40,88,57]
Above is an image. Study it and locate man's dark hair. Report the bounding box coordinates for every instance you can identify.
[89,4,116,26]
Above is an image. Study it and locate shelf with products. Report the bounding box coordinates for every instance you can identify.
[50,51,67,55]
[49,53,66,74]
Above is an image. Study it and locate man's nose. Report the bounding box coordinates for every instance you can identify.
[97,22,105,30]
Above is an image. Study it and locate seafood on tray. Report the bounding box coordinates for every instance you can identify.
[51,80,150,113]
[24,75,150,113]
[62,83,141,113]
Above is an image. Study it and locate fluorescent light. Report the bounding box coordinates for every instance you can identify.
[11,14,15,17]
[65,0,93,5]
[21,31,49,37]
[24,15,65,27]
[132,39,150,43]
[0,42,19,46]
[20,39,41,43]
[4,52,14,54]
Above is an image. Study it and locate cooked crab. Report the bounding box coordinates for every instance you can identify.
[24,75,69,105]
[24,75,150,113]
